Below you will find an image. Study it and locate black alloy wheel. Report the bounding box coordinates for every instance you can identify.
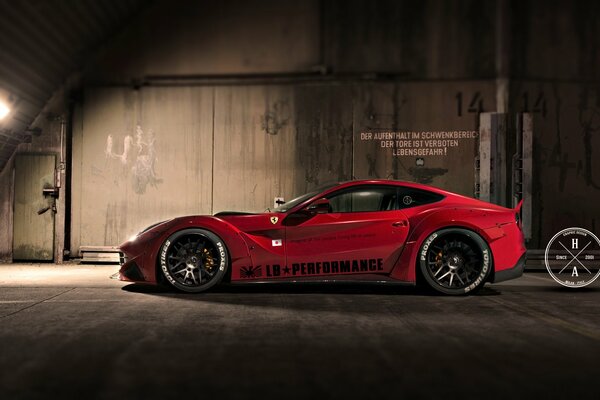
[419,228,492,295]
[159,229,228,293]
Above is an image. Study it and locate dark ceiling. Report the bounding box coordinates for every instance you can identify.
[0,0,149,170]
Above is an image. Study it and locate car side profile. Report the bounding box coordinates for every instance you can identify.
[118,180,527,295]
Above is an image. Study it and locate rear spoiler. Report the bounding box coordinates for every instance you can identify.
[515,199,524,213]
[515,199,524,227]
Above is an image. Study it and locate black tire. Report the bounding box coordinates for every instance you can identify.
[418,228,492,295]
[159,228,228,293]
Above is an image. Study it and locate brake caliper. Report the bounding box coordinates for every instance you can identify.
[203,248,216,272]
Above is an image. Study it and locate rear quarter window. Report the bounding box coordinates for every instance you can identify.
[398,188,445,208]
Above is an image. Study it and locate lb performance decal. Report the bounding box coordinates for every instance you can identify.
[238,258,384,278]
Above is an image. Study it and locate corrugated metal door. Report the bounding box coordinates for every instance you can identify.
[13,154,56,261]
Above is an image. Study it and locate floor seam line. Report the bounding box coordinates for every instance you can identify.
[0,287,76,320]
[483,295,600,341]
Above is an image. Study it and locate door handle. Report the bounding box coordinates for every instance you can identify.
[392,220,408,227]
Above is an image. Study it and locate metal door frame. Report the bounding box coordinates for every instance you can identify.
[12,152,58,261]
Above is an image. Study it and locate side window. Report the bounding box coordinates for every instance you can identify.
[327,186,398,213]
[398,187,445,208]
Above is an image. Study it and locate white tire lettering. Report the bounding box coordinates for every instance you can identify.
[420,232,438,261]
[160,240,176,284]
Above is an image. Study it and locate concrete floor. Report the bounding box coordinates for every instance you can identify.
[0,264,598,399]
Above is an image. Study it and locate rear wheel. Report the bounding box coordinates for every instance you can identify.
[419,228,492,295]
[159,229,228,293]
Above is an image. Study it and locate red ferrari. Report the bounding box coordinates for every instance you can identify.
[118,180,526,295]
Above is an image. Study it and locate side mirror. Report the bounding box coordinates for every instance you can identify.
[305,198,331,214]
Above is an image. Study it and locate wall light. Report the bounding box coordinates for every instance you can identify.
[0,101,10,120]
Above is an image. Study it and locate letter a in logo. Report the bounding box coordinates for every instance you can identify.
[270,216,278,225]
[572,267,578,277]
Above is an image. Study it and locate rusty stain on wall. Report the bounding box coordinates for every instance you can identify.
[261,100,290,135]
[408,167,449,184]
[104,125,162,194]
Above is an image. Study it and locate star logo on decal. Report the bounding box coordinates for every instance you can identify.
[270,216,278,224]
[240,266,262,279]
[282,266,290,275]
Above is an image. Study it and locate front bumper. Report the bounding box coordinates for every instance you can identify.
[492,252,526,283]
[119,253,146,282]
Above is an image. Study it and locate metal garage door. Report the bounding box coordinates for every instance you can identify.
[13,154,56,261]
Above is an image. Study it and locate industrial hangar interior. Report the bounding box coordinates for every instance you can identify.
[0,0,598,398]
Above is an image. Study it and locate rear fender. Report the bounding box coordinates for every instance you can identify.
[389,208,511,282]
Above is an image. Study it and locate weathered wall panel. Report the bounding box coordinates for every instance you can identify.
[0,163,14,261]
[212,85,297,212]
[72,81,498,247]
[353,81,496,196]
[292,84,354,194]
[72,87,213,250]
[510,81,600,247]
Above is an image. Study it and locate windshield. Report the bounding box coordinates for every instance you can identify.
[272,183,339,212]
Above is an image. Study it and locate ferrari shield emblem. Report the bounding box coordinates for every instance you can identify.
[270,216,279,224]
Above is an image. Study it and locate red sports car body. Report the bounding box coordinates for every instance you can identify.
[118,180,526,295]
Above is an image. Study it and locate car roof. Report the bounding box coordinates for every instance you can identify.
[335,179,446,193]
[284,179,447,213]
[334,179,511,211]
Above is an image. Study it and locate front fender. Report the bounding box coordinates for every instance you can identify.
[120,216,252,284]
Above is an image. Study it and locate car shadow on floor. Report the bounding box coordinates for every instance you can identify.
[120,283,506,316]
[121,281,502,297]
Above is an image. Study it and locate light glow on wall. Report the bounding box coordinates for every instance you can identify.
[0,101,10,120]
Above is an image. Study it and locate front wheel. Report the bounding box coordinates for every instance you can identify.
[159,229,228,293]
[418,228,492,295]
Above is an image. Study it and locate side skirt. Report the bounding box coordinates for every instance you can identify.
[228,274,415,286]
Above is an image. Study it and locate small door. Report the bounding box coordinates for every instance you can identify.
[285,185,410,278]
[13,154,56,261]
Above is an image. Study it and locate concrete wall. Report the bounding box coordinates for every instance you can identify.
[87,0,322,82]
[510,1,600,80]
[324,0,496,78]
[5,0,600,259]
[71,87,214,252]
[86,0,497,82]
[71,81,494,250]
[509,82,600,246]
[68,0,600,250]
[0,160,14,261]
